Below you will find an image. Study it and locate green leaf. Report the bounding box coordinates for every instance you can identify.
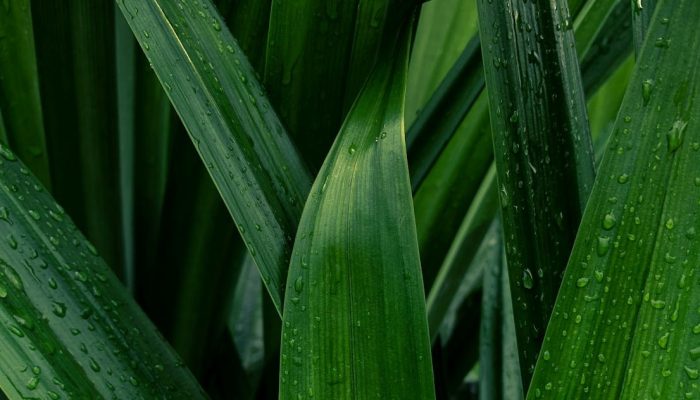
[116,0,312,313]
[528,0,700,397]
[406,0,478,125]
[479,224,524,400]
[0,0,50,186]
[343,0,392,110]
[573,0,620,60]
[216,0,271,72]
[477,0,597,387]
[279,18,435,399]
[578,0,632,96]
[413,94,494,288]
[263,0,361,170]
[407,36,484,191]
[32,0,125,278]
[426,165,497,339]
[632,0,657,57]
[0,144,205,399]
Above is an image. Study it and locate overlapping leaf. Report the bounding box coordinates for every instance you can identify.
[116,0,312,313]
[0,145,205,399]
[529,0,700,397]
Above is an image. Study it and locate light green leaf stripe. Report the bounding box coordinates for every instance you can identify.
[0,145,205,399]
[115,0,312,313]
[279,19,435,399]
[528,0,700,397]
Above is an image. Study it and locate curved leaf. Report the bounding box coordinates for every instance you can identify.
[279,18,435,399]
[116,0,313,313]
[0,145,205,399]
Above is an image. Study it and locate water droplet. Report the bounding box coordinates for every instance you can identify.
[690,347,700,360]
[0,144,16,161]
[594,270,604,282]
[26,376,38,390]
[658,332,670,348]
[522,269,534,289]
[348,145,356,155]
[667,119,688,152]
[212,18,221,31]
[642,79,654,105]
[543,350,550,360]
[51,302,66,318]
[602,213,616,230]
[617,174,629,184]
[0,207,9,222]
[597,236,610,256]
[576,277,589,288]
[651,299,666,309]
[686,366,700,380]
[294,276,303,293]
[655,37,671,48]
[89,357,101,372]
[28,209,40,221]
[666,218,675,230]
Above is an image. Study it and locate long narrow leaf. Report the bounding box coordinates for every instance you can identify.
[279,17,435,399]
[263,0,360,170]
[0,0,50,186]
[32,0,124,277]
[632,0,657,56]
[0,145,205,399]
[529,0,700,397]
[116,0,312,313]
[477,0,597,386]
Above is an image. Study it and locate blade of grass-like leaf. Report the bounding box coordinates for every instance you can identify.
[343,0,391,110]
[406,0,478,125]
[279,17,435,399]
[632,0,657,57]
[413,95,493,289]
[477,0,597,387]
[115,8,136,290]
[116,0,312,313]
[263,0,360,170]
[168,173,246,374]
[139,122,241,373]
[427,165,497,339]
[216,0,271,72]
[588,55,634,142]
[0,0,50,186]
[410,0,628,292]
[579,0,632,96]
[573,0,620,60]
[528,1,700,397]
[32,0,124,278]
[407,36,484,191]
[229,255,265,382]
[0,145,205,399]
[479,224,524,400]
[130,51,172,291]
